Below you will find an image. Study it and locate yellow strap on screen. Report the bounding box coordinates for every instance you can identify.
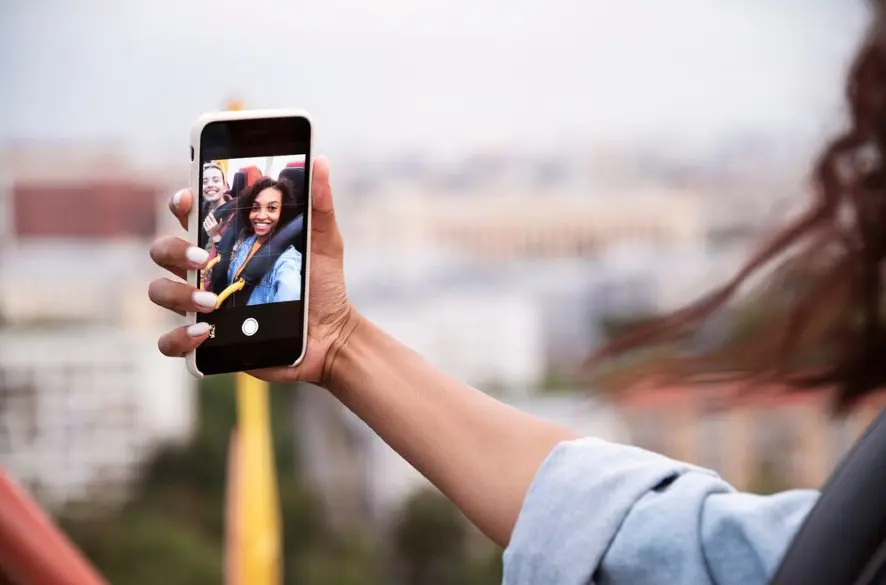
[200,256,222,291]
[216,278,246,308]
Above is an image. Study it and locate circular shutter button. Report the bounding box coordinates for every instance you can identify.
[241,318,259,337]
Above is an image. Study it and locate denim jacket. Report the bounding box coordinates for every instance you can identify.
[503,438,818,585]
[227,235,302,306]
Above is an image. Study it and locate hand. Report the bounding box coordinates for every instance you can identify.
[148,157,358,385]
[203,212,221,238]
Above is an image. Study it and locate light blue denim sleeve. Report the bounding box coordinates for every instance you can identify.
[503,438,819,585]
[270,247,302,303]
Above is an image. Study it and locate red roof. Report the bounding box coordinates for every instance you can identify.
[12,181,159,238]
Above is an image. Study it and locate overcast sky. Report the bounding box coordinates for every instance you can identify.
[0,0,870,163]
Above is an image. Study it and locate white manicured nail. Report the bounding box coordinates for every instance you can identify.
[172,189,185,209]
[192,291,217,308]
[186,246,209,265]
[187,322,212,337]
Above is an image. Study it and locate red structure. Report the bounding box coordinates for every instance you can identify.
[0,469,107,585]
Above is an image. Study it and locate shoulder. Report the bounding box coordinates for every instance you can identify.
[234,234,255,254]
[275,246,302,270]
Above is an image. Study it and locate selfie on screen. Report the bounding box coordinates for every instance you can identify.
[198,156,307,310]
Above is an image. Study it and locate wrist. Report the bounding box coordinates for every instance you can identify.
[320,304,363,389]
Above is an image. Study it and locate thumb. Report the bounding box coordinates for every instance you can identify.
[310,156,343,257]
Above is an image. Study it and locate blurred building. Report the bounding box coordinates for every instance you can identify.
[293,385,372,534]
[344,242,745,382]
[0,329,189,508]
[615,383,886,491]
[492,259,600,373]
[0,145,193,511]
[346,183,705,262]
[589,241,749,316]
[345,243,547,391]
[357,287,545,392]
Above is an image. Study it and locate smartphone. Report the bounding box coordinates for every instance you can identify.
[186,108,312,377]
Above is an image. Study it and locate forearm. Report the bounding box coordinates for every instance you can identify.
[325,313,580,548]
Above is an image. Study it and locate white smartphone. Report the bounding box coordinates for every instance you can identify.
[185,108,312,377]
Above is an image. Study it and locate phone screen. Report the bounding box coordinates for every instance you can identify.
[194,116,311,375]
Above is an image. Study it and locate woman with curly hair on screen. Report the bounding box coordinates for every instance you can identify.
[208,176,303,308]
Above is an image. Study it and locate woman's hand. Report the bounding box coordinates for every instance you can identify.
[202,212,222,239]
[148,157,357,385]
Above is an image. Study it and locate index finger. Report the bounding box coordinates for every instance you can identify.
[168,189,194,231]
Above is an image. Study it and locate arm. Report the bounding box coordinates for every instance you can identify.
[326,315,819,585]
[326,314,580,548]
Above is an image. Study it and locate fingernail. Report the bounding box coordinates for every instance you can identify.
[172,189,185,209]
[192,291,217,308]
[186,246,209,265]
[187,322,212,337]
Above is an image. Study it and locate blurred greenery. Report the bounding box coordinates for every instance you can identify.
[393,488,503,585]
[538,371,581,394]
[57,376,382,585]
[55,376,504,585]
[749,459,792,496]
[598,313,660,344]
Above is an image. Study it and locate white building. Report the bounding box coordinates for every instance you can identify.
[345,243,547,392]
[0,327,192,508]
[489,259,601,372]
[586,240,750,317]
[0,147,195,510]
[357,287,545,392]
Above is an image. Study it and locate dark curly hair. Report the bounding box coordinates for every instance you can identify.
[593,10,886,413]
[234,177,302,240]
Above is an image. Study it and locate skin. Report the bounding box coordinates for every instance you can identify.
[249,187,282,241]
[147,157,579,548]
[202,166,228,241]
[202,166,226,206]
[203,212,222,241]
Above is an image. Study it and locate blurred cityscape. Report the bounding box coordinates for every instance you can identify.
[1,132,882,583]
[1,0,877,583]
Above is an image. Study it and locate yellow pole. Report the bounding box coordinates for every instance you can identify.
[234,373,281,585]
[221,96,282,585]
[224,431,242,585]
